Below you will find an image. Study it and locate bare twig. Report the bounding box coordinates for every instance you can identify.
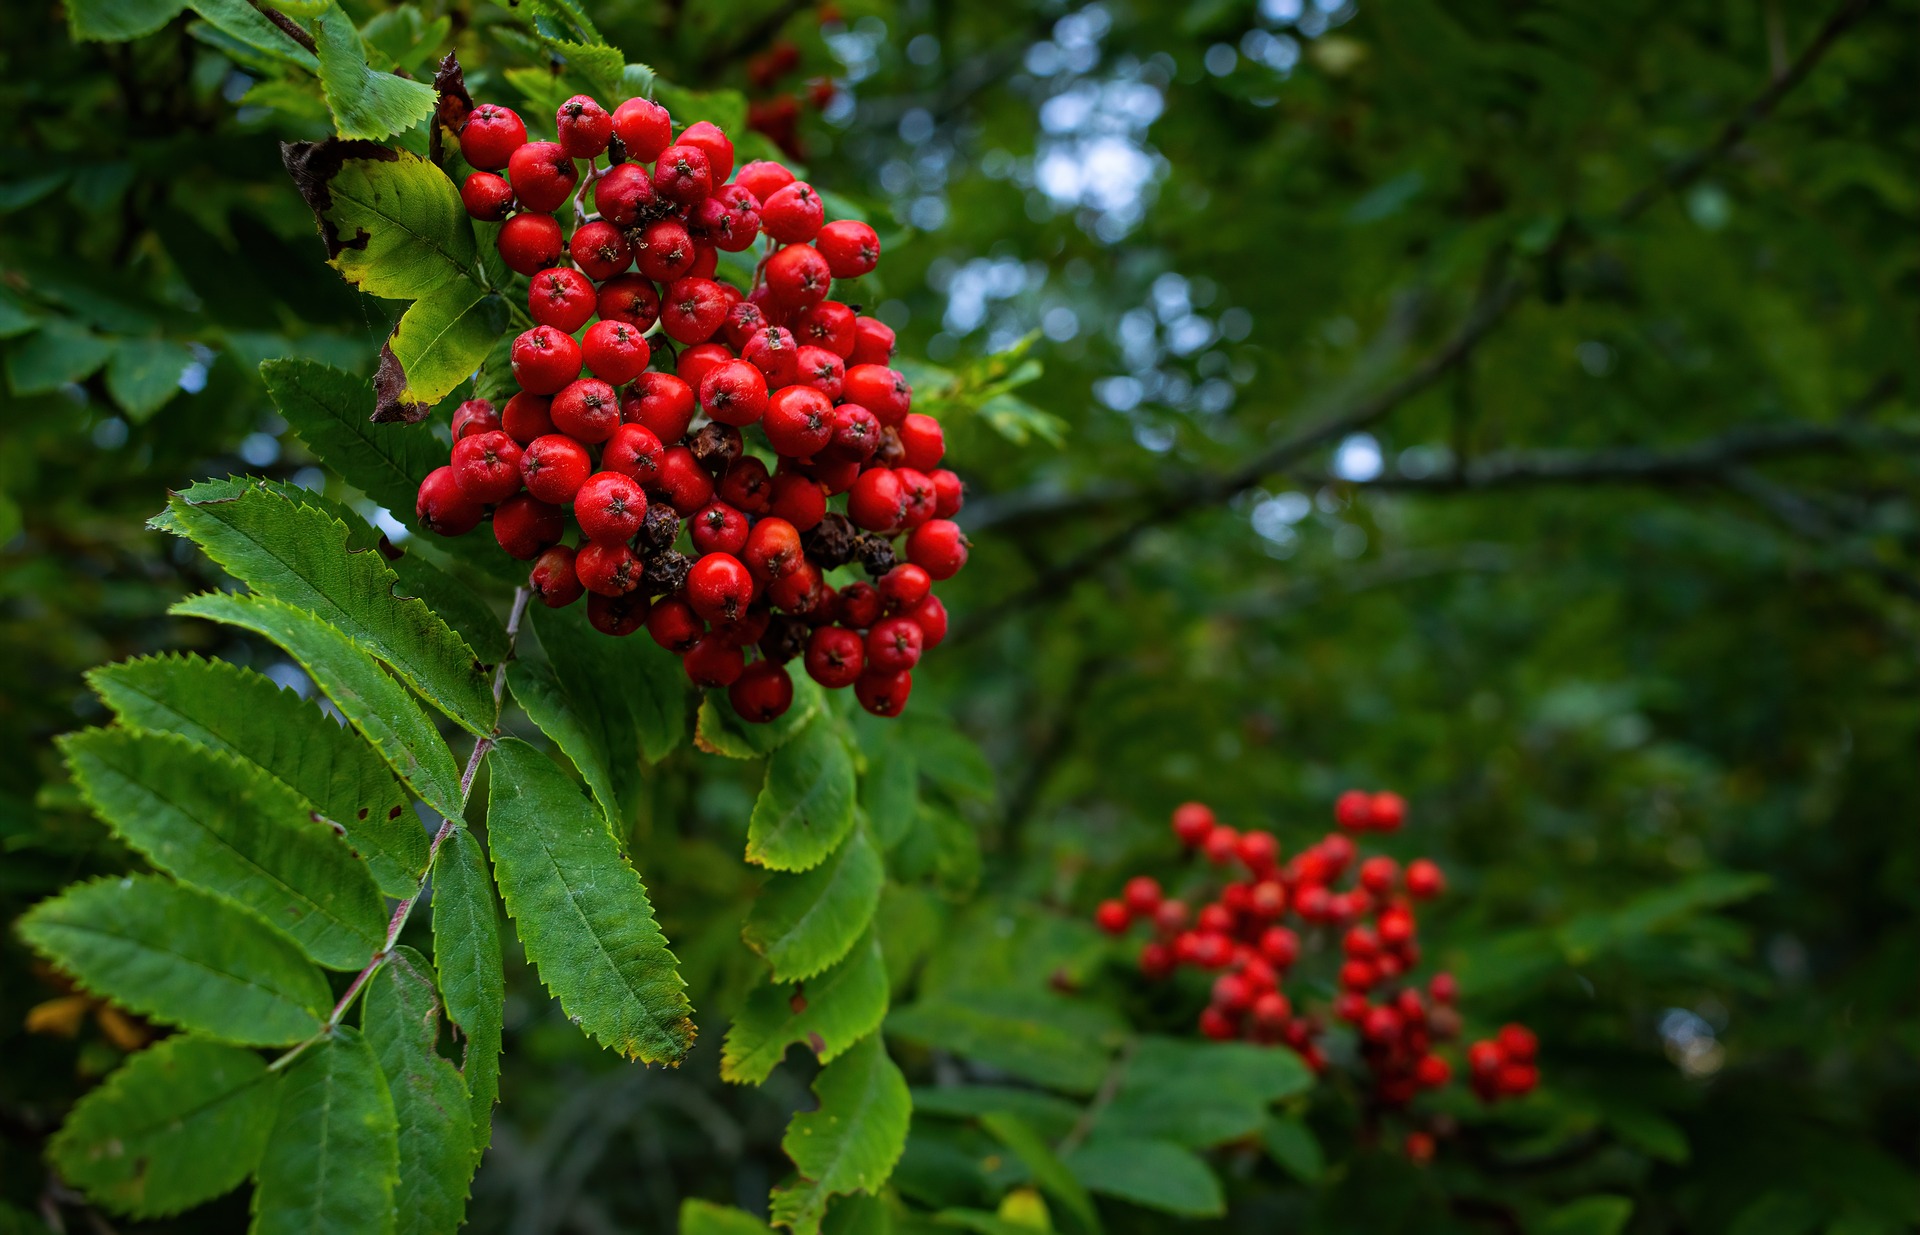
[248,0,318,56]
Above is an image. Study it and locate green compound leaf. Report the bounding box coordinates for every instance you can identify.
[696,676,821,758]
[59,727,386,970]
[885,992,1125,1096]
[158,485,495,735]
[526,603,686,807]
[313,2,437,141]
[860,748,918,852]
[261,359,437,517]
[722,931,887,1086]
[364,947,475,1235]
[172,591,466,818]
[282,139,477,301]
[1060,1137,1222,1218]
[747,717,857,873]
[431,827,505,1168]
[18,875,330,1046]
[486,741,694,1064]
[743,827,882,982]
[88,654,426,898]
[61,0,186,42]
[375,281,509,424]
[769,1034,911,1235]
[252,1028,400,1235]
[188,0,318,69]
[49,1035,279,1218]
[1095,1036,1313,1149]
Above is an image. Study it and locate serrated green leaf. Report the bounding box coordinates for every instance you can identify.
[886,993,1124,1096]
[18,875,329,1046]
[534,602,687,768]
[1097,1036,1312,1148]
[861,750,918,851]
[5,317,112,395]
[743,828,882,981]
[253,1028,399,1235]
[313,3,437,141]
[49,1035,278,1218]
[485,740,694,1063]
[171,591,466,818]
[770,1035,910,1234]
[697,676,821,758]
[159,485,495,735]
[104,337,192,421]
[261,359,439,517]
[1061,1138,1220,1217]
[59,727,386,969]
[378,283,508,422]
[188,0,318,68]
[1262,1116,1323,1182]
[61,0,186,41]
[682,1199,774,1235]
[722,931,888,1085]
[507,659,622,828]
[747,718,857,872]
[364,947,474,1235]
[88,654,425,898]
[431,828,504,1167]
[978,1113,1100,1235]
[283,140,477,300]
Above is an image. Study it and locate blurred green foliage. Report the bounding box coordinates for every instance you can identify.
[2,0,1916,1232]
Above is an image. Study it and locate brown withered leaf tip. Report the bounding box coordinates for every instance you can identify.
[281,139,401,260]
[372,341,432,425]
[431,53,473,163]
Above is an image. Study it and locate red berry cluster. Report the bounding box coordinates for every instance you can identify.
[1095,794,1539,1128]
[416,93,969,723]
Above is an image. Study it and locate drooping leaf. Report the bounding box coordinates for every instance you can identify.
[507,659,624,829]
[363,947,474,1235]
[171,591,466,818]
[375,282,509,423]
[252,1028,399,1235]
[527,603,686,804]
[697,676,821,758]
[49,1035,279,1218]
[681,1198,775,1235]
[747,717,857,872]
[281,139,478,300]
[722,931,888,1086]
[743,828,883,982]
[158,485,496,734]
[18,875,330,1046]
[485,740,694,1063]
[312,2,438,141]
[886,992,1125,1096]
[59,727,386,969]
[861,749,918,851]
[104,336,193,421]
[61,0,187,42]
[431,827,504,1166]
[1061,1137,1222,1217]
[978,1112,1100,1235]
[88,654,426,897]
[1262,1116,1324,1182]
[769,1035,911,1235]
[1096,1036,1313,1149]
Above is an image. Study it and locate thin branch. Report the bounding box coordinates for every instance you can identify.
[1057,1036,1138,1156]
[247,0,318,56]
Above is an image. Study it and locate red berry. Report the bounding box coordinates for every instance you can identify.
[529,545,584,609]
[634,218,697,282]
[1258,926,1299,968]
[646,597,703,653]
[595,274,660,333]
[1429,972,1458,1004]
[1377,906,1416,948]
[682,634,745,688]
[1204,827,1241,866]
[728,660,794,723]
[847,468,905,532]
[575,541,644,596]
[901,594,947,647]
[653,445,715,515]
[581,320,651,386]
[1319,833,1356,871]
[698,359,769,427]
[593,162,655,227]
[677,120,735,184]
[459,103,526,170]
[555,94,612,158]
[763,385,833,455]
[586,591,650,637]
[1498,1062,1539,1096]
[550,377,619,444]
[1121,876,1161,916]
[854,668,911,717]
[1334,789,1373,830]
[520,433,593,505]
[1237,830,1279,873]
[461,171,514,221]
[804,625,864,688]
[761,181,824,243]
[793,300,857,357]
[652,143,712,203]
[844,366,910,426]
[1406,858,1445,899]
[510,325,581,394]
[1172,802,1216,846]
[825,403,881,462]
[1198,1006,1238,1041]
[738,518,798,584]
[816,218,882,278]
[767,473,827,531]
[611,97,672,161]
[506,141,577,213]
[527,267,594,334]
[497,212,564,275]
[734,159,795,204]
[451,398,500,440]
[501,391,555,443]
[1095,899,1131,935]
[574,471,648,545]
[1497,1024,1537,1063]
[686,552,754,624]
[451,430,524,504]
[742,326,801,386]
[866,616,923,673]
[416,465,484,536]
[1359,856,1400,895]
[662,277,730,344]
[897,413,944,471]
[878,564,931,609]
[848,316,896,367]
[569,220,632,281]
[1192,932,1233,969]
[1211,973,1253,1012]
[492,494,564,560]
[675,341,732,394]
[764,243,831,310]
[622,372,695,441]
[1370,791,1407,831]
[680,503,742,557]
[795,345,845,401]
[718,457,773,514]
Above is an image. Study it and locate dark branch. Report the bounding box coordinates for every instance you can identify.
[249,0,318,56]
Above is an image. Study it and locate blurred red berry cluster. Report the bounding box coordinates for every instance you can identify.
[1095,793,1539,1154]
